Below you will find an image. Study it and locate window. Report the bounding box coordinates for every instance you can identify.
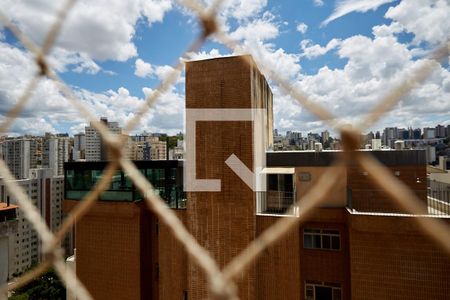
[305,281,341,300]
[303,228,340,250]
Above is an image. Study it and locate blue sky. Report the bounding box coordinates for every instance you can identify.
[0,0,449,136]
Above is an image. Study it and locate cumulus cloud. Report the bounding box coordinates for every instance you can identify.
[0,40,185,136]
[135,58,153,78]
[385,0,450,45]
[322,0,396,26]
[0,0,173,74]
[300,38,341,59]
[296,23,308,34]
[288,34,450,133]
[230,13,279,41]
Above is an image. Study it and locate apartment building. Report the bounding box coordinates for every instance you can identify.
[0,202,18,290]
[1,168,65,277]
[0,139,31,180]
[73,133,86,161]
[85,118,122,161]
[43,137,70,176]
[64,56,450,300]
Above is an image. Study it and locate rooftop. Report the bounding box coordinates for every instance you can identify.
[0,202,18,211]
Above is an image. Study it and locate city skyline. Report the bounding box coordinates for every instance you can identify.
[0,0,449,136]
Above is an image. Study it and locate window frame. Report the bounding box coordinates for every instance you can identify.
[304,281,342,300]
[303,228,341,251]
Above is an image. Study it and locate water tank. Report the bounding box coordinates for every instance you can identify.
[394,140,405,150]
[314,142,323,152]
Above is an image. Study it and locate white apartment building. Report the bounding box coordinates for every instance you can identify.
[43,137,70,176]
[0,168,65,277]
[85,118,122,161]
[72,133,86,161]
[0,139,32,180]
[0,203,18,287]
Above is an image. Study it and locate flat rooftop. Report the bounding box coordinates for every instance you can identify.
[0,202,18,211]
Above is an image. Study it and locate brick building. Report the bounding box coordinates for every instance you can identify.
[64,56,450,300]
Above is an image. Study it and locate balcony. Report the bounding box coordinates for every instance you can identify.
[257,191,297,215]
[427,179,450,215]
[64,160,186,209]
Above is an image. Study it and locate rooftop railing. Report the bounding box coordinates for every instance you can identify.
[257,191,296,215]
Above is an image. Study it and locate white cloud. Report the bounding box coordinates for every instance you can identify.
[229,13,279,41]
[134,58,182,83]
[322,0,396,26]
[135,58,153,78]
[0,0,174,74]
[313,0,324,6]
[296,23,308,34]
[385,0,450,45]
[286,34,450,133]
[186,48,224,61]
[300,38,341,59]
[372,22,403,38]
[216,0,268,20]
[0,40,186,136]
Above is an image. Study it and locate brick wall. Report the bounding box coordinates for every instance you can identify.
[348,214,450,299]
[347,164,427,213]
[256,216,301,299]
[73,201,145,300]
[186,55,271,299]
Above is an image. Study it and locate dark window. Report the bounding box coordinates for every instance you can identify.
[305,281,341,300]
[304,228,340,250]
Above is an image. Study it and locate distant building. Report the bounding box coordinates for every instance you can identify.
[423,127,436,139]
[0,168,66,277]
[0,202,18,289]
[321,130,330,143]
[435,124,446,138]
[382,127,398,148]
[43,137,70,176]
[85,118,122,161]
[72,133,86,161]
[0,139,32,179]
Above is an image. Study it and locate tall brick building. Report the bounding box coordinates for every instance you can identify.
[64,55,450,300]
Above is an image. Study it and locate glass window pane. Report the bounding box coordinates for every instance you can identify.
[304,234,313,248]
[333,288,342,300]
[322,235,331,249]
[331,236,340,250]
[313,235,321,248]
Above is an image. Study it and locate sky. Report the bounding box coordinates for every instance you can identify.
[0,0,449,137]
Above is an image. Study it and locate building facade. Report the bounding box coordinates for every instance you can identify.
[85,118,122,161]
[64,56,450,300]
[1,168,65,277]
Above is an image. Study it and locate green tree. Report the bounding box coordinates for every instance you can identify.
[9,269,65,300]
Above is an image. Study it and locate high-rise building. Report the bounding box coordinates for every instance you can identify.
[435,124,446,138]
[382,127,398,148]
[73,133,86,161]
[64,56,450,300]
[0,139,31,179]
[0,168,66,277]
[0,202,18,290]
[85,118,122,161]
[321,130,330,143]
[43,137,70,176]
[423,127,435,139]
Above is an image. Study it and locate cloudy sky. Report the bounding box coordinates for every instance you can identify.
[0,0,449,136]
